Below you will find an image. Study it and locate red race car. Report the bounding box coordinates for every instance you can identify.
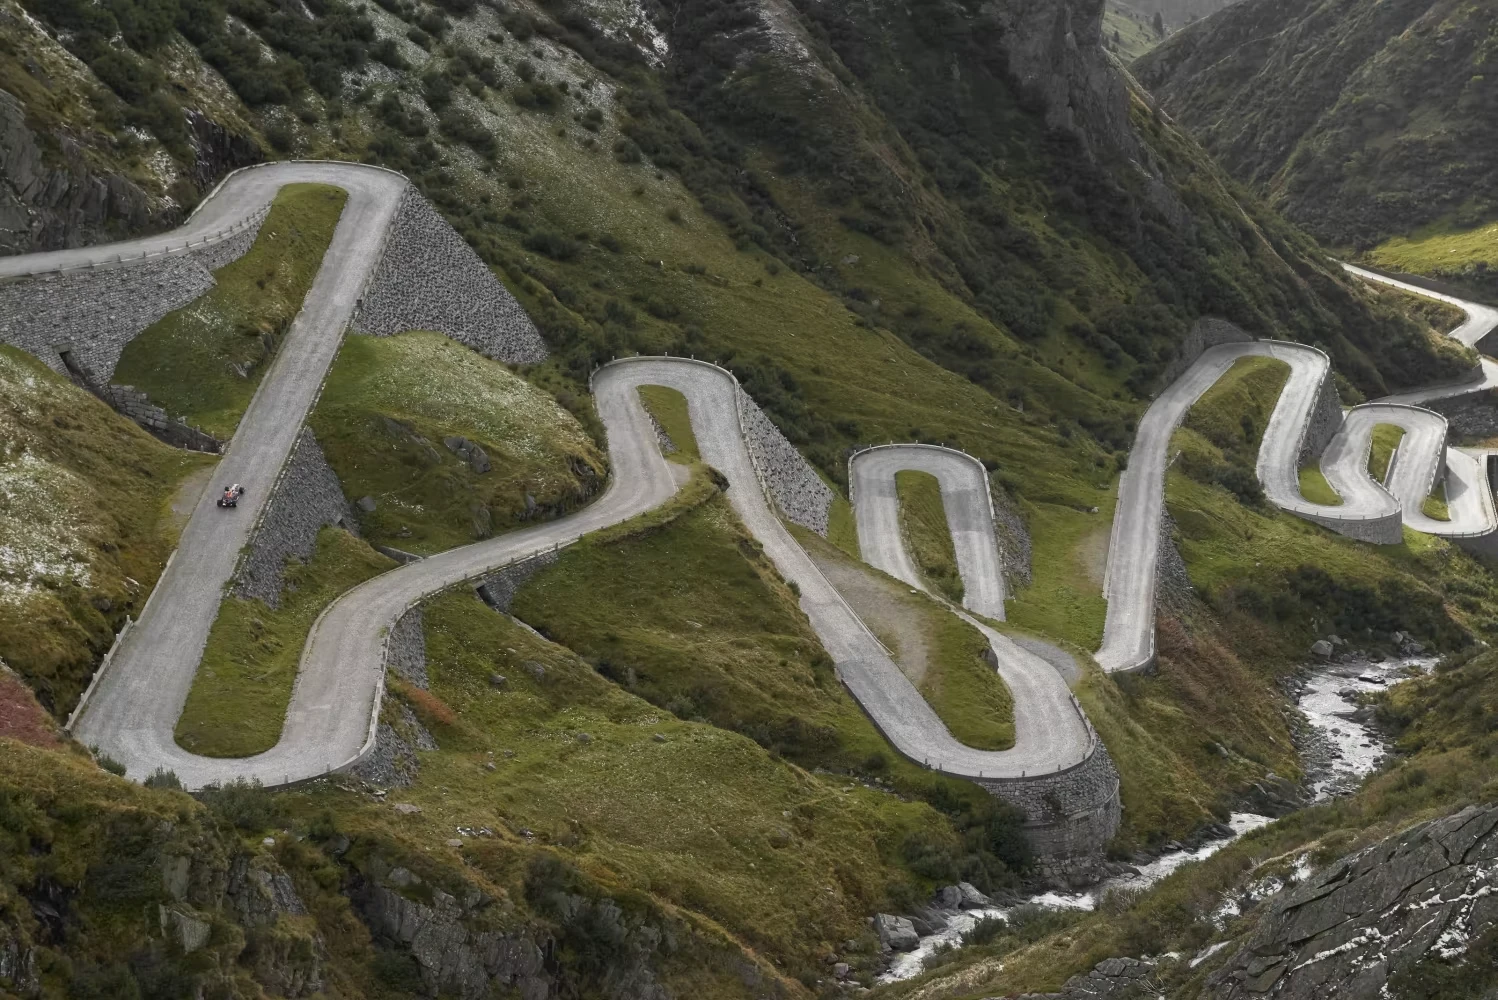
[216,483,246,508]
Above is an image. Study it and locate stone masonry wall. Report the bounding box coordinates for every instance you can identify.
[1298,370,1345,465]
[992,479,1033,589]
[98,384,222,453]
[352,191,548,364]
[737,387,834,535]
[235,428,357,607]
[474,549,559,613]
[0,221,260,382]
[1158,316,1254,390]
[386,605,428,690]
[980,743,1122,866]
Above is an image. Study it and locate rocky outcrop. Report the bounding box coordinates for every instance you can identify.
[1207,804,1498,998]
[352,867,549,1000]
[0,90,153,255]
[352,192,547,364]
[1016,957,1162,999]
[234,428,359,607]
[737,387,833,535]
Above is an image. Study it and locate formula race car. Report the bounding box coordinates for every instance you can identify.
[217,484,246,508]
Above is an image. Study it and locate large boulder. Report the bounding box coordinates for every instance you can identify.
[873,913,920,952]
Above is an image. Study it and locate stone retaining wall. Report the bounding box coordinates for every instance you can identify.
[980,744,1122,870]
[235,428,358,607]
[0,222,260,382]
[737,387,834,535]
[352,191,548,364]
[1158,317,1254,391]
[98,384,222,453]
[992,479,1032,589]
[1298,370,1344,465]
[474,549,559,613]
[387,606,428,689]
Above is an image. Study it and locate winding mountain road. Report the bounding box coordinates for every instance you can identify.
[14,159,1497,787]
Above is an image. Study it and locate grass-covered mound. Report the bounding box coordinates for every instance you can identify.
[113,183,347,439]
[895,469,964,604]
[796,526,1015,752]
[310,331,604,554]
[1369,423,1404,483]
[174,528,395,757]
[510,466,1027,882]
[0,347,211,716]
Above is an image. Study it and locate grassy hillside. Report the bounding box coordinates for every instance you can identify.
[113,183,347,438]
[1368,218,1498,302]
[0,347,211,716]
[1135,0,1498,251]
[310,330,605,553]
[895,469,964,604]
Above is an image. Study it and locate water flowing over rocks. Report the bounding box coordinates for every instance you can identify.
[351,191,547,364]
[234,428,359,606]
[737,386,833,535]
[1207,804,1498,999]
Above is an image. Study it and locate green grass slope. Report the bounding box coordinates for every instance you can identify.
[0,346,211,716]
[174,528,395,757]
[112,183,346,439]
[1135,0,1498,250]
[895,469,965,604]
[310,331,605,553]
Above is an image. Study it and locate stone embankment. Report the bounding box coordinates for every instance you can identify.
[979,745,1122,882]
[98,384,222,453]
[352,191,547,364]
[1159,316,1254,389]
[0,219,260,382]
[737,387,834,535]
[475,550,559,612]
[234,428,358,606]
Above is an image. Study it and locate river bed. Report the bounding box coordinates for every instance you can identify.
[1294,654,1435,800]
[879,813,1274,982]
[881,654,1437,983]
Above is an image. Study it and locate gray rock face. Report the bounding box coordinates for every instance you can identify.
[352,191,547,364]
[1207,804,1498,998]
[234,428,358,607]
[1159,317,1255,391]
[0,89,154,255]
[1299,370,1345,466]
[980,744,1122,878]
[874,913,920,952]
[98,383,222,453]
[1310,639,1334,659]
[354,872,549,1000]
[736,386,833,535]
[992,477,1034,589]
[1016,957,1161,999]
[349,702,436,788]
[443,435,492,474]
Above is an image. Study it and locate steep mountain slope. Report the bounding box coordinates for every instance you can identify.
[1134,0,1498,250]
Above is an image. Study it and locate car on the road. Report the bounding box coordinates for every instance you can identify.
[217,484,246,508]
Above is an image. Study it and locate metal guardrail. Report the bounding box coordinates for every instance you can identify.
[1,206,270,283]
